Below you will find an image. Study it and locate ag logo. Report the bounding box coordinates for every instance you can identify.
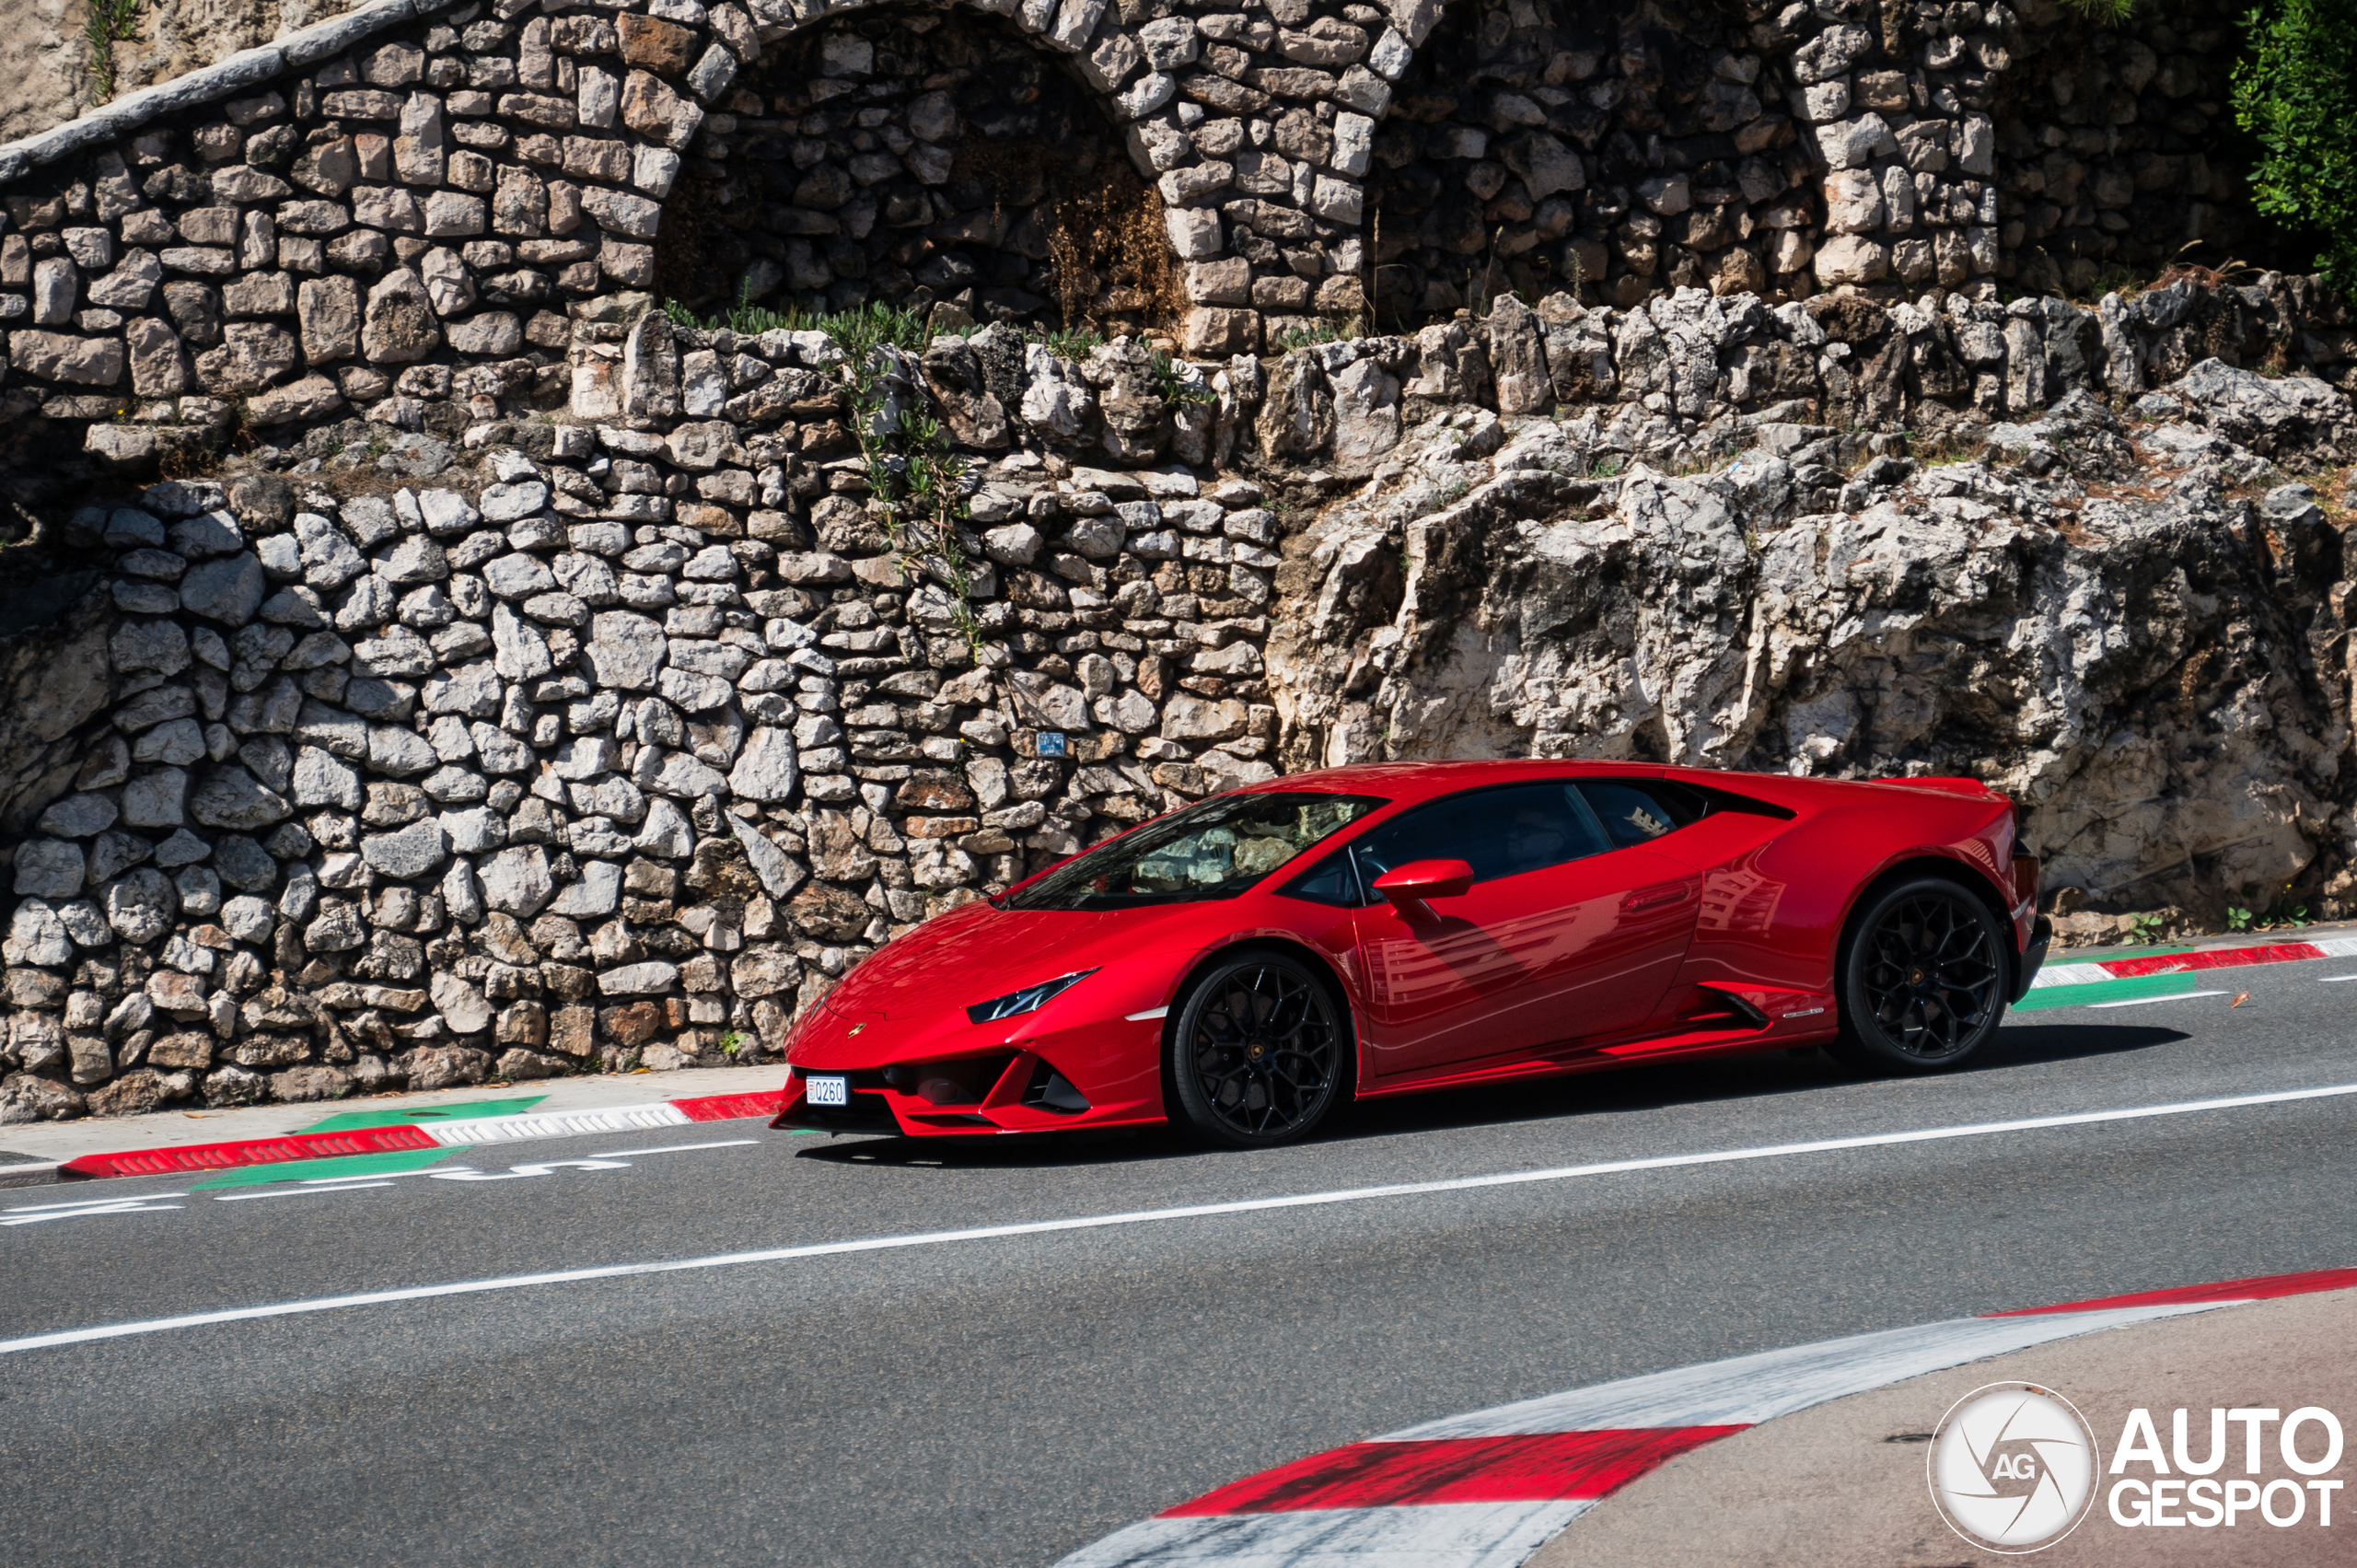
[1928,1382,2101,1552]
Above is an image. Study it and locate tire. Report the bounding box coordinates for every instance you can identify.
[1827,877,2009,1074]
[1166,949,1348,1148]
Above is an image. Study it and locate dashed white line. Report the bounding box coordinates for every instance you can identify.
[2088,990,2230,1008]
[6,1192,191,1214]
[6,1079,2357,1355]
[214,1182,399,1202]
[3,1199,186,1225]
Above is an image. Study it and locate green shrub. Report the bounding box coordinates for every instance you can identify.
[2233,0,2357,294]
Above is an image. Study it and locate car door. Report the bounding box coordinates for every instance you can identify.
[1342,781,1701,1079]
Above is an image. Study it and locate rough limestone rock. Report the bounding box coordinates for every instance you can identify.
[1271,389,2355,912]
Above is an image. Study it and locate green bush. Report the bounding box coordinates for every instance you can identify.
[2233,0,2357,294]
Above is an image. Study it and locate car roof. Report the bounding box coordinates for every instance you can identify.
[1230,759,1668,808]
[1229,759,2002,813]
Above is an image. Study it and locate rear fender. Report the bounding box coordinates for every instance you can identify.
[1834,850,2025,995]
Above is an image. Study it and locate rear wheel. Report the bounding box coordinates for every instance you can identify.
[1828,877,2008,1074]
[1166,950,1346,1148]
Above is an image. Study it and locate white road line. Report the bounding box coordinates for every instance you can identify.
[7,1080,2357,1356]
[214,1182,399,1202]
[2088,990,2230,1008]
[588,1139,760,1158]
[6,1191,191,1214]
[2,1202,184,1225]
[2320,975,2357,983]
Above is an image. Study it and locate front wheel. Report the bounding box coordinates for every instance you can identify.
[1827,877,2008,1074]
[1166,950,1347,1148]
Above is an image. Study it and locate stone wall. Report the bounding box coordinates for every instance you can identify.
[0,0,2301,391]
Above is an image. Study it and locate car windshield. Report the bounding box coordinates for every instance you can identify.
[1004,792,1387,911]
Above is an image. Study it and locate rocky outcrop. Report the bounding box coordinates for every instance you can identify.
[1241,274,2354,477]
[1270,362,2357,919]
[0,0,373,148]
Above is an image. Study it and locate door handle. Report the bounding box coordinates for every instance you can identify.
[1626,880,1696,913]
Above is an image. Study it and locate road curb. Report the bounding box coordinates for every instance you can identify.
[1054,1267,2357,1567]
[2033,935,2357,989]
[51,1090,784,1181]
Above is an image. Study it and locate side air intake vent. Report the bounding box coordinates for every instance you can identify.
[1020,1060,1090,1114]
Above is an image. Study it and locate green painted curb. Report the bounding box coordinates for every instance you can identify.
[298,1097,548,1133]
[2014,970,2233,1013]
[194,1145,470,1189]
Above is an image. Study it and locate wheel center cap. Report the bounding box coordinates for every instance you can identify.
[1909,968,1926,984]
[1248,1043,1265,1060]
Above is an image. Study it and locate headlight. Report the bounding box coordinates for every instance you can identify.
[966,969,1097,1025]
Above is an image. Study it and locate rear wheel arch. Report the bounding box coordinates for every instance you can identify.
[1836,854,2018,995]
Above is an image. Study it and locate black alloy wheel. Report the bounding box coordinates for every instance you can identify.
[1167,951,1346,1148]
[1829,877,2008,1074]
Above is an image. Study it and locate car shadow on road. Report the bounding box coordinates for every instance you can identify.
[791,1022,2189,1170]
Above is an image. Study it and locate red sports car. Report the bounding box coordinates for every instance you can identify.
[772,761,2051,1148]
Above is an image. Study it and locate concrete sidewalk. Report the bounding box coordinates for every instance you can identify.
[0,1062,791,1176]
[1539,1287,2357,1567]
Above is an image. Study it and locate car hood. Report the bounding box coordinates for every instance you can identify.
[819,898,1209,1021]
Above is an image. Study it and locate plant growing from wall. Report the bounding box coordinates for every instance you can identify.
[661,292,989,655]
[825,305,986,657]
[85,0,141,105]
[1149,350,1216,407]
[2232,0,2357,295]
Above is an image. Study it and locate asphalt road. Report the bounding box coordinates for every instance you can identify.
[4,968,2354,1567]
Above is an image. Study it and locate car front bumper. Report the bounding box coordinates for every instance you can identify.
[771,1000,1171,1138]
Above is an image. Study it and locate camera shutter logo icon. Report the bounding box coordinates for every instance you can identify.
[1927,1382,2101,1553]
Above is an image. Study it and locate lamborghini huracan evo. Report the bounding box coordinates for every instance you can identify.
[772,761,2051,1148]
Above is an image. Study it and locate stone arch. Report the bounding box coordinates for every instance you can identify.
[651,3,1186,340]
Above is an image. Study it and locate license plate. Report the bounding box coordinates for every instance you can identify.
[805,1074,849,1107]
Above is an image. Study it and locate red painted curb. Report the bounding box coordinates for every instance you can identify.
[62,1124,439,1179]
[1985,1265,2357,1316]
[1162,1427,1747,1515]
[2098,941,2327,979]
[54,1089,791,1181]
[673,1091,787,1121]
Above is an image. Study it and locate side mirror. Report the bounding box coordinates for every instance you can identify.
[1372,859,1476,923]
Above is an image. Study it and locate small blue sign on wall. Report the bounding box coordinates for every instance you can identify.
[1037,731,1068,758]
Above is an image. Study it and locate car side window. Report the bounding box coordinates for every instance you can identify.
[1577,780,1706,848]
[1347,783,1614,894]
[1282,849,1364,907]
